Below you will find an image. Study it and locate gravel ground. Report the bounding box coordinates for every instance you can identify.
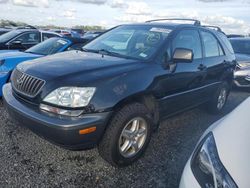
[0,89,249,188]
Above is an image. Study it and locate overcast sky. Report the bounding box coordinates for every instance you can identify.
[0,0,249,34]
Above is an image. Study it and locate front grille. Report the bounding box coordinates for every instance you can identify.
[11,69,45,97]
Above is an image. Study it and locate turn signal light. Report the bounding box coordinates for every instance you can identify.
[79,127,96,135]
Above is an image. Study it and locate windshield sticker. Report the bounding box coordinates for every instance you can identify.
[139,53,148,58]
[150,27,172,34]
[57,39,67,45]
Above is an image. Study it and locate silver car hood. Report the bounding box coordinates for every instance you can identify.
[212,97,250,188]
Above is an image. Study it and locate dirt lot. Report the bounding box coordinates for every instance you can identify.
[0,89,249,188]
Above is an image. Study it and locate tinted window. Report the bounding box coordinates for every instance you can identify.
[230,40,250,55]
[26,38,69,55]
[218,32,234,54]
[16,32,40,43]
[201,31,222,57]
[42,33,58,41]
[172,30,202,59]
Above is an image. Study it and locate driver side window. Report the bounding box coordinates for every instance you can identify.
[15,32,40,44]
[172,30,202,59]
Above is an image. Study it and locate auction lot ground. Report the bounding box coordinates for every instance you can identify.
[0,89,249,188]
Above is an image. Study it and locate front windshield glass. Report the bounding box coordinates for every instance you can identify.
[0,30,23,43]
[26,37,69,55]
[84,25,172,60]
[230,40,250,55]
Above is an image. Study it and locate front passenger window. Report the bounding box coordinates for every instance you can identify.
[172,30,202,59]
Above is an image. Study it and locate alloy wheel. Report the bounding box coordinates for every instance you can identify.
[118,117,148,158]
[217,88,227,110]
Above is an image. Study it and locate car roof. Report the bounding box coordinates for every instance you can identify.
[9,28,61,36]
[120,22,223,34]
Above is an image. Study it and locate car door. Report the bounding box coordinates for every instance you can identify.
[9,31,40,50]
[156,29,207,117]
[200,30,226,97]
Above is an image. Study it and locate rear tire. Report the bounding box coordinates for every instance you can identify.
[98,103,153,167]
[207,82,229,114]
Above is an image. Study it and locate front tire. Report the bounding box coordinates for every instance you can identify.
[98,103,153,167]
[207,82,229,114]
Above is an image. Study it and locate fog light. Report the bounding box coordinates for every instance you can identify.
[40,104,83,117]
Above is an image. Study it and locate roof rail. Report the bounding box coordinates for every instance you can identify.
[145,18,201,26]
[202,25,226,34]
[16,25,37,30]
[202,25,222,32]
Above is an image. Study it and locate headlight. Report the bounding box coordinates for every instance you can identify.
[43,87,96,108]
[237,62,250,69]
[191,133,237,188]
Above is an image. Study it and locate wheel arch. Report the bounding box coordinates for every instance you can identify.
[111,93,160,130]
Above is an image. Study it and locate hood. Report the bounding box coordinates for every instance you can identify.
[18,51,144,83]
[212,97,250,188]
[0,51,42,60]
[0,50,19,54]
[235,53,250,63]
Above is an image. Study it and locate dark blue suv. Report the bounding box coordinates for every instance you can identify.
[3,19,236,166]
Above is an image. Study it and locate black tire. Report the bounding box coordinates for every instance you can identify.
[207,82,229,114]
[98,103,153,167]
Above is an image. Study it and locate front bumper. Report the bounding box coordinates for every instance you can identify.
[3,83,112,150]
[234,68,250,88]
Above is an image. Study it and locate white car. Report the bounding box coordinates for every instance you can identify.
[180,97,250,188]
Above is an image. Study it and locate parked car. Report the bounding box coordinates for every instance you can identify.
[0,37,89,97]
[0,27,12,36]
[230,37,250,88]
[180,97,250,188]
[50,29,82,38]
[3,19,236,166]
[82,30,104,40]
[50,29,71,37]
[71,29,85,37]
[227,34,245,38]
[0,27,61,51]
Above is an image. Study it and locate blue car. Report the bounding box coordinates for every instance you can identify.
[0,37,88,96]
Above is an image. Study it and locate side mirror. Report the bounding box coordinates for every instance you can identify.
[173,48,193,63]
[10,40,22,46]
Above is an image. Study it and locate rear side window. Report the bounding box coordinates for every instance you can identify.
[172,29,202,59]
[218,32,234,54]
[201,31,224,57]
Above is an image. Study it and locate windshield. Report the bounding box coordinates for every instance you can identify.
[230,40,250,55]
[83,25,172,60]
[26,37,69,55]
[0,30,23,43]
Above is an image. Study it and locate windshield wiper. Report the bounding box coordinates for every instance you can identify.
[82,48,139,60]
